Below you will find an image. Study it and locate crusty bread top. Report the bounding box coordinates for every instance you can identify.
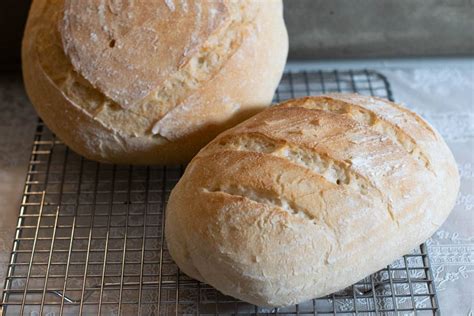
[32,0,264,139]
[61,0,232,108]
[199,94,458,229]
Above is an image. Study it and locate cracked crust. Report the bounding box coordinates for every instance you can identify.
[22,0,288,164]
[165,94,459,306]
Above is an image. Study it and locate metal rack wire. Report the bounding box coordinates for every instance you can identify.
[0,70,439,315]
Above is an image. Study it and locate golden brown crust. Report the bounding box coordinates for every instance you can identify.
[22,0,288,164]
[165,94,460,306]
[61,0,230,108]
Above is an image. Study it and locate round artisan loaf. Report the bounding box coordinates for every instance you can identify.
[22,0,288,164]
[165,94,459,306]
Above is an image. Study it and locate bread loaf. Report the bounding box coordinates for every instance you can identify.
[165,94,459,306]
[22,0,288,164]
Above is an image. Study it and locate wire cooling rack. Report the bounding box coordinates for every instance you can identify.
[0,70,440,316]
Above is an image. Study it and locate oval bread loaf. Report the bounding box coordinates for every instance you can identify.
[165,94,460,306]
[22,0,288,164]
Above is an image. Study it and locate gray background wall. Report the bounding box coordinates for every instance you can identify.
[0,0,473,70]
[283,0,474,59]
